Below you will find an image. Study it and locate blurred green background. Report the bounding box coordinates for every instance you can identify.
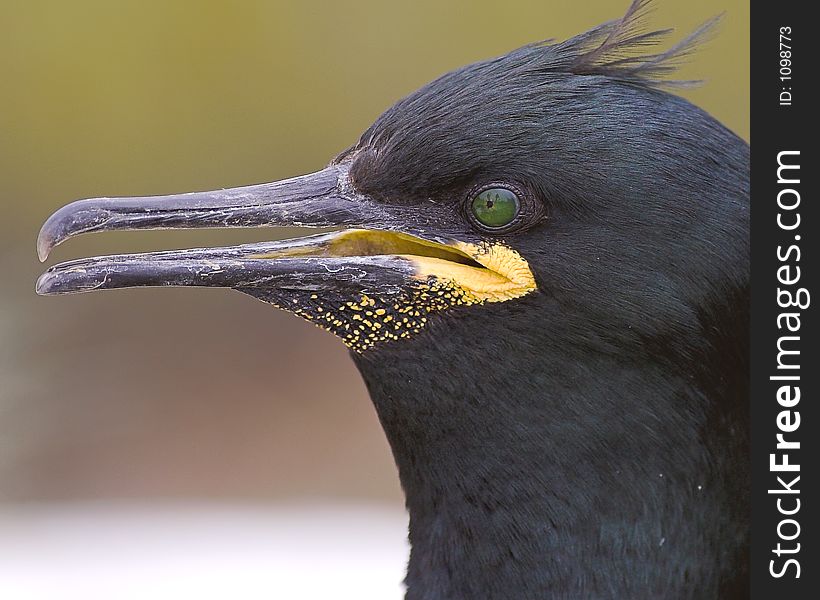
[0,0,748,503]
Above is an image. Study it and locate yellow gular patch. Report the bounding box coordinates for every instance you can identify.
[252,230,537,352]
[407,241,536,303]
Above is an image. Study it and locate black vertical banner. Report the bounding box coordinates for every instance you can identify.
[750,1,815,597]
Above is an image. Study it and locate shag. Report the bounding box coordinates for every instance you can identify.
[36,1,749,598]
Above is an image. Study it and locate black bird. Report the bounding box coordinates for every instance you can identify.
[36,1,749,598]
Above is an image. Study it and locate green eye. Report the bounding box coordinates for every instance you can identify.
[470,187,520,229]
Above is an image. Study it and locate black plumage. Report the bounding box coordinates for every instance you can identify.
[349,10,749,594]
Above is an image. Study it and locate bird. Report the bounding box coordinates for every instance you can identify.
[35,1,749,598]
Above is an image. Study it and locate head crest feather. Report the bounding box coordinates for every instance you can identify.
[546,0,720,88]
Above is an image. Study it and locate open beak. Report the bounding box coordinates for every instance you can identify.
[36,163,535,351]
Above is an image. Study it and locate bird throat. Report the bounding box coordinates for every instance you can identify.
[352,325,746,599]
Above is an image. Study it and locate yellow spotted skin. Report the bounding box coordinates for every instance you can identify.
[272,282,473,352]
[269,241,536,353]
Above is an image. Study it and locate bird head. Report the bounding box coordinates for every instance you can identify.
[36,0,748,360]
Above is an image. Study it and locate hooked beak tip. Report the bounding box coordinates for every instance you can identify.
[37,202,78,262]
[37,232,52,262]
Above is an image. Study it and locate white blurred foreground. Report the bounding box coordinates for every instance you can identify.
[0,503,409,600]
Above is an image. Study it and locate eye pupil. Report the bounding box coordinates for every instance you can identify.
[471,187,520,229]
